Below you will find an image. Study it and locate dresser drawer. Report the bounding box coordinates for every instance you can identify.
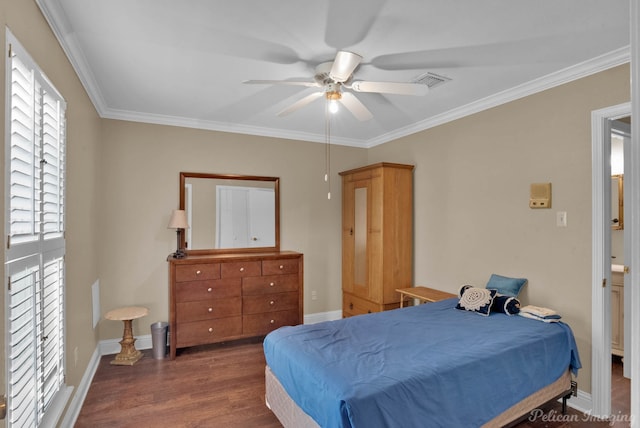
[175,263,220,282]
[176,317,242,347]
[343,293,381,317]
[242,274,299,295]
[243,292,298,315]
[175,278,241,302]
[177,297,242,322]
[221,261,261,278]
[243,310,300,336]
[262,259,299,275]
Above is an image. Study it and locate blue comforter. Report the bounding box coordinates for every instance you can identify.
[263,298,581,428]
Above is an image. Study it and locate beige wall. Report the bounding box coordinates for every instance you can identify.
[369,63,631,393]
[0,1,631,424]
[0,0,103,413]
[97,120,366,340]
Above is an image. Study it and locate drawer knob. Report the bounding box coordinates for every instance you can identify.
[208,327,213,333]
[279,265,284,269]
[270,300,275,305]
[207,287,212,292]
[240,267,245,272]
[269,282,275,287]
[270,319,275,324]
[208,307,213,312]
[349,303,354,310]
[196,270,201,275]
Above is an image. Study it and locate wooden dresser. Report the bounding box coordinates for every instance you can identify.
[168,251,303,359]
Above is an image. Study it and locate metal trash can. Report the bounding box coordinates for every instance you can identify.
[150,321,169,359]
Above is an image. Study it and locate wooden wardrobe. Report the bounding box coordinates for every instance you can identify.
[340,163,414,317]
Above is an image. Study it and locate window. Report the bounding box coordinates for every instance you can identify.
[5,30,70,427]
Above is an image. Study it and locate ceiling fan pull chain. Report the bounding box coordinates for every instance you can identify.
[325,100,332,200]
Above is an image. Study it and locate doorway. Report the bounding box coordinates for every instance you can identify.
[591,103,632,418]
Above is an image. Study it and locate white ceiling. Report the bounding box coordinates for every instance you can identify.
[37,0,630,148]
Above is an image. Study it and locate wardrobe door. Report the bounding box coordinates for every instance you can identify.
[343,177,373,301]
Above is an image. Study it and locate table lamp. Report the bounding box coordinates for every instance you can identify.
[167,209,189,258]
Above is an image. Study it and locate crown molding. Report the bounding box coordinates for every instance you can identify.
[36,0,629,149]
[365,46,631,148]
[100,107,369,148]
[36,0,109,115]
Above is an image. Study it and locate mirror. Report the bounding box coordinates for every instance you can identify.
[180,172,280,254]
[354,187,367,285]
[612,174,623,230]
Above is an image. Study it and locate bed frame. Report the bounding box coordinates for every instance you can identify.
[265,365,576,428]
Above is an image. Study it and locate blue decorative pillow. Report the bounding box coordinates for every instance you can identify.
[456,287,497,316]
[486,274,527,298]
[491,295,521,315]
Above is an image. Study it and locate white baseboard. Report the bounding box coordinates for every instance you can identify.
[97,309,340,357]
[98,334,153,355]
[60,347,101,427]
[304,310,342,324]
[566,389,593,415]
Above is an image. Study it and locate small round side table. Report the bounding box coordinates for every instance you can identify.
[105,306,149,366]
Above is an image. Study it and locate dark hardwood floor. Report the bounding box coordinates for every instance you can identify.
[75,340,631,427]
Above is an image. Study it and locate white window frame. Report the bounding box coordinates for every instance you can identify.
[4,29,72,428]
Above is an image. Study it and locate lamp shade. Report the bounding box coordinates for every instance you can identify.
[167,209,189,229]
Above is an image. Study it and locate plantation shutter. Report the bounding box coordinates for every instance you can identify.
[5,31,68,427]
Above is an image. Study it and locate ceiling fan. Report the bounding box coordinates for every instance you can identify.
[244,50,429,121]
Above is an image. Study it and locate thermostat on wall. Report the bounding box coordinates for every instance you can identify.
[530,183,551,208]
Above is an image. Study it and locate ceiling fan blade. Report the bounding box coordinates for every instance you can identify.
[330,51,363,82]
[350,80,428,96]
[340,93,373,121]
[243,80,319,88]
[324,0,387,49]
[277,92,323,117]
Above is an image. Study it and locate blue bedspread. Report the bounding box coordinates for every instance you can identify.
[263,298,581,428]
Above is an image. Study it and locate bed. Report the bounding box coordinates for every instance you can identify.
[263,297,581,428]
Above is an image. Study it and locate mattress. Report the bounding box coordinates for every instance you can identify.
[265,365,573,428]
[263,298,581,427]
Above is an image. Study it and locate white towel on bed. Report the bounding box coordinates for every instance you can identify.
[519,305,562,322]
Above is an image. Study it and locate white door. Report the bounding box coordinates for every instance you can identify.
[216,186,275,248]
[248,188,275,247]
[612,119,632,379]
[216,186,250,248]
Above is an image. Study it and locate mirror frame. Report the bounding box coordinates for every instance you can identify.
[179,172,280,255]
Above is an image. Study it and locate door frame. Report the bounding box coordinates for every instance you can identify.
[591,103,629,417]
[630,1,640,425]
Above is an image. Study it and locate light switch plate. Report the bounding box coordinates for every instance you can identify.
[556,211,568,227]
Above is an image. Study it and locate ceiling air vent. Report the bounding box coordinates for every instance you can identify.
[411,72,451,89]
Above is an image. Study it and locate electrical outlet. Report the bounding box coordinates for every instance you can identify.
[74,346,79,367]
[311,290,317,301]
